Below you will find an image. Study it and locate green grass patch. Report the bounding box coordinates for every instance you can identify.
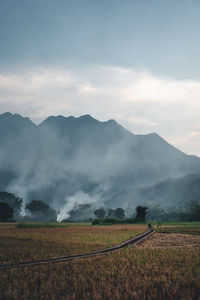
[161,221,200,225]
[155,222,200,235]
[158,229,200,235]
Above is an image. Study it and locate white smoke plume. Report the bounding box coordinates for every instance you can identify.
[57,191,101,222]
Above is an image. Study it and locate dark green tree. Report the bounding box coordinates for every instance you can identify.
[0,191,22,216]
[136,205,148,222]
[115,208,125,219]
[0,202,14,221]
[26,200,49,212]
[94,208,106,219]
[187,201,200,221]
[26,200,57,222]
[106,208,125,219]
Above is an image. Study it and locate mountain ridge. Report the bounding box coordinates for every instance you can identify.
[0,112,200,216]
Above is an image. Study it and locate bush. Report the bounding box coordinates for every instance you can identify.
[125,218,137,224]
[92,217,138,225]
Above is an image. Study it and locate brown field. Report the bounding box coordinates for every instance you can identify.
[0,223,200,300]
[158,223,200,235]
[0,223,146,264]
[138,232,200,248]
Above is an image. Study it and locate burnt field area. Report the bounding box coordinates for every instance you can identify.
[138,232,200,248]
[0,223,200,300]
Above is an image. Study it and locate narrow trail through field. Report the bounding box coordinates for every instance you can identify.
[0,229,154,270]
[137,232,200,248]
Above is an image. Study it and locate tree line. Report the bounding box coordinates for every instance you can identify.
[92,203,200,224]
[92,206,147,225]
[0,190,200,223]
[0,192,56,222]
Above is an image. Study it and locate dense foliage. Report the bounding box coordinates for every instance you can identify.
[136,206,148,222]
[92,218,138,225]
[94,208,106,219]
[92,202,200,224]
[25,200,57,222]
[0,191,22,217]
[0,202,14,221]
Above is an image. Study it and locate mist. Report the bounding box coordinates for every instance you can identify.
[0,112,200,221]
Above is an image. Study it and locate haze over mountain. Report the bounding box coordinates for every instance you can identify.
[0,112,200,220]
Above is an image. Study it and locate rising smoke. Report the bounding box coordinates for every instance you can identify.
[0,112,200,221]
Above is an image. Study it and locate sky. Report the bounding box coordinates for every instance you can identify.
[0,0,200,155]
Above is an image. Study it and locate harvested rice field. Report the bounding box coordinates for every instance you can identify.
[0,222,200,300]
[138,232,200,248]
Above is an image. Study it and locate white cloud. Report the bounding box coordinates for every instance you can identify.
[120,74,200,104]
[0,74,24,89]
[30,68,76,89]
[0,65,200,155]
[126,116,158,127]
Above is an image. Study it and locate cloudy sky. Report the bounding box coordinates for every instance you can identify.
[0,0,200,155]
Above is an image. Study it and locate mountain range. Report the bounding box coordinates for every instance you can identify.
[0,112,200,218]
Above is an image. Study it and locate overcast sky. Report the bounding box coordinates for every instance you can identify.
[0,0,200,155]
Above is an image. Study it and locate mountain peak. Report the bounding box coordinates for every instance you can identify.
[77,114,99,124]
[78,114,93,120]
[0,112,12,118]
[0,112,35,127]
[105,119,117,125]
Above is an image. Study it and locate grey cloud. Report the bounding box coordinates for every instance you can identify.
[0,66,200,155]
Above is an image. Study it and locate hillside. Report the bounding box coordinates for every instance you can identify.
[107,174,200,210]
[0,112,200,216]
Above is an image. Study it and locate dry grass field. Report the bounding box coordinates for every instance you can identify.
[0,222,200,300]
[139,232,200,248]
[0,223,146,264]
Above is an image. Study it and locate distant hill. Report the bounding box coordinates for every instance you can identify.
[107,174,200,210]
[0,112,200,216]
[0,112,36,142]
